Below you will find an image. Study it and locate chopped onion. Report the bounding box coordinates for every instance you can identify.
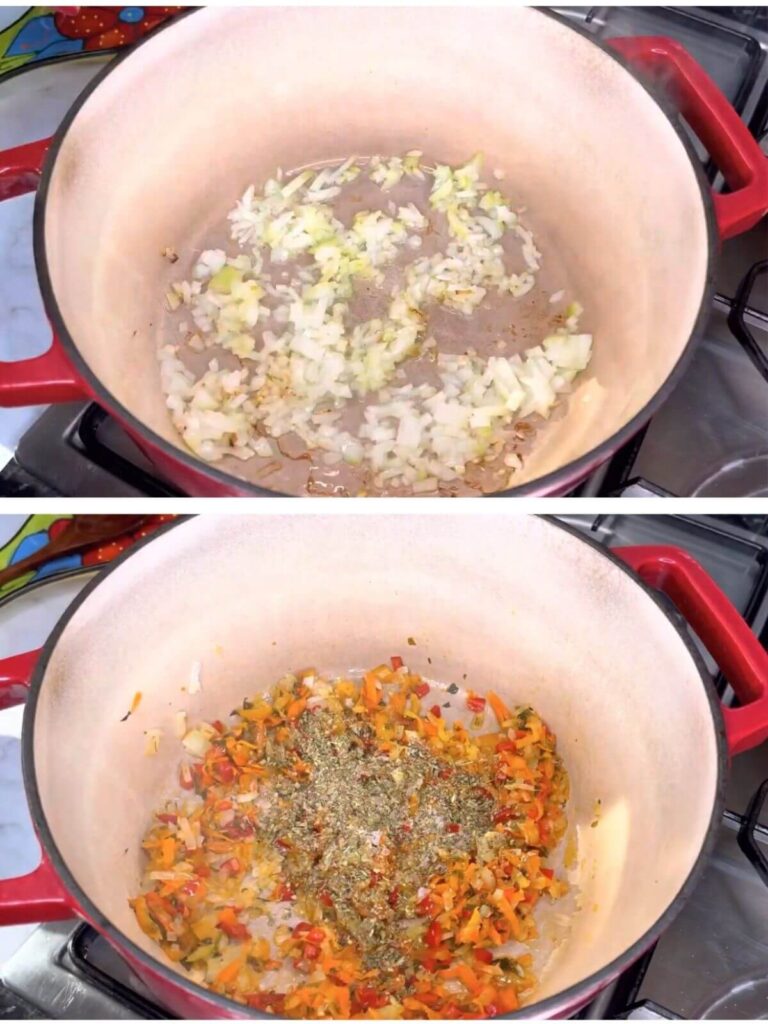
[188,661,202,694]
[144,729,163,756]
[160,151,592,492]
[182,728,212,758]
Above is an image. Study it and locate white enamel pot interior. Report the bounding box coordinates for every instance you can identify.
[25,515,724,1017]
[36,7,714,496]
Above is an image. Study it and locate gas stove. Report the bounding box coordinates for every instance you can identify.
[0,6,767,497]
[1,512,767,1019]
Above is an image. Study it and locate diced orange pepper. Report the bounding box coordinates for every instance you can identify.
[495,986,520,1012]
[159,836,176,869]
[495,896,523,939]
[286,697,307,719]
[487,692,511,728]
[445,963,481,995]
[362,672,381,709]
[131,896,160,940]
[335,986,350,1017]
[215,956,244,986]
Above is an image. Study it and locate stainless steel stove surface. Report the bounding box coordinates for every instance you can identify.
[0,6,767,497]
[2,513,768,1020]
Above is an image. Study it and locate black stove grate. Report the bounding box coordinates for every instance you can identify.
[706,7,768,32]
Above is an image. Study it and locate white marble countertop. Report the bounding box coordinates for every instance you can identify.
[0,12,109,466]
[0,514,95,965]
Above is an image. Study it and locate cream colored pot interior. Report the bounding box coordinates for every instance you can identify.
[42,7,710,491]
[32,515,719,1009]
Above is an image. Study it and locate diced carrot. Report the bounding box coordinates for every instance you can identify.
[159,836,176,869]
[494,894,523,938]
[335,986,350,1017]
[286,697,307,719]
[487,692,511,728]
[362,672,381,709]
[215,956,244,986]
[494,986,520,1012]
[446,962,481,995]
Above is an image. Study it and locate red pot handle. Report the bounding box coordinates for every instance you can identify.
[0,649,39,709]
[615,546,768,756]
[0,648,74,924]
[0,137,85,407]
[608,36,768,240]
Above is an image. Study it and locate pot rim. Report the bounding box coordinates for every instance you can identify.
[20,514,728,1019]
[32,8,718,498]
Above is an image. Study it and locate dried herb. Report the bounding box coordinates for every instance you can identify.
[261,706,493,971]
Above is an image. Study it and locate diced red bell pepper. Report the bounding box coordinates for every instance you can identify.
[416,894,435,917]
[388,887,400,908]
[319,890,334,907]
[425,920,442,947]
[429,705,442,718]
[445,823,461,834]
[219,915,249,941]
[493,807,516,825]
[357,986,388,1010]
[414,682,430,698]
[474,948,494,964]
[304,943,320,960]
[216,760,237,783]
[246,993,286,1013]
[467,695,486,714]
[541,867,554,879]
[157,813,177,824]
[391,656,404,671]
[220,857,241,876]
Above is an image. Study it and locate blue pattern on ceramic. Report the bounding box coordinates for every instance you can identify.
[9,532,48,562]
[35,554,83,579]
[6,14,84,58]
[9,531,83,582]
[119,8,145,24]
